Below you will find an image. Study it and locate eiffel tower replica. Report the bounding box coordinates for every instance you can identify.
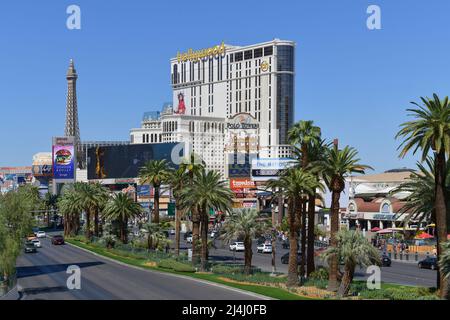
[64,59,84,169]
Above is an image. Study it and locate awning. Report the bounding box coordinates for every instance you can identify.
[415,232,434,239]
[376,228,396,234]
[370,227,381,232]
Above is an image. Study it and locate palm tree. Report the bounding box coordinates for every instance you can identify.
[103,193,143,243]
[396,94,450,299]
[44,193,59,227]
[221,208,267,274]
[322,229,381,297]
[58,190,82,237]
[180,169,233,271]
[72,182,108,240]
[139,159,172,224]
[167,168,189,255]
[317,143,372,291]
[267,168,317,286]
[288,121,322,278]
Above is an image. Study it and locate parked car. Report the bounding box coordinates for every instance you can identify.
[31,238,42,248]
[281,252,302,264]
[184,231,192,240]
[36,231,46,238]
[257,243,272,253]
[169,228,176,235]
[418,257,438,270]
[186,235,193,244]
[24,242,37,253]
[381,254,391,267]
[229,242,245,252]
[257,237,267,245]
[210,230,217,238]
[51,235,65,245]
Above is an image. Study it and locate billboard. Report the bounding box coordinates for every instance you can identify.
[52,137,76,182]
[87,143,183,180]
[251,158,296,181]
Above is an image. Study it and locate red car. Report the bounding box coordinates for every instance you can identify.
[51,235,65,245]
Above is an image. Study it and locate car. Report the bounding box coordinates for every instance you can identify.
[169,228,176,235]
[418,257,438,270]
[281,252,302,264]
[186,235,193,244]
[24,242,37,253]
[257,243,272,253]
[184,231,192,240]
[210,231,216,238]
[256,237,267,245]
[229,242,245,252]
[51,235,65,245]
[31,238,42,248]
[36,231,46,238]
[381,254,391,267]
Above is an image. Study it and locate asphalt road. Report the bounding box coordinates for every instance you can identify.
[176,235,437,288]
[16,237,265,300]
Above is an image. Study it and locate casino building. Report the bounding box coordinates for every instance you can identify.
[130,39,296,179]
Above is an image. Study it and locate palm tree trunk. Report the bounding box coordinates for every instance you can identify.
[85,210,91,240]
[154,186,160,224]
[307,194,316,276]
[244,235,253,275]
[287,198,299,287]
[435,151,448,299]
[121,217,128,244]
[200,209,209,272]
[337,265,354,297]
[328,190,341,292]
[175,206,182,256]
[191,206,201,265]
[300,199,307,281]
[271,237,277,275]
[94,209,99,237]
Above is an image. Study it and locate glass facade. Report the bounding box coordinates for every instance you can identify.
[276,45,294,144]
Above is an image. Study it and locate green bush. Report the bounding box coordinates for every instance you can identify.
[308,267,329,280]
[303,279,328,289]
[158,259,195,273]
[358,286,439,300]
[211,264,242,274]
[223,272,286,284]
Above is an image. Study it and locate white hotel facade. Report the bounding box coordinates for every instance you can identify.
[130,39,295,177]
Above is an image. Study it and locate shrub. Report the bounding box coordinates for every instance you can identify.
[223,272,286,284]
[211,264,242,275]
[158,259,195,273]
[308,267,329,280]
[303,279,328,289]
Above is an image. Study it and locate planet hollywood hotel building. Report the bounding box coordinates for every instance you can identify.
[130,39,295,206]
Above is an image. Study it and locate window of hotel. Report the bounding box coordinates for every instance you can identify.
[264,46,273,56]
[230,54,234,63]
[244,50,253,60]
[235,52,243,62]
[381,203,390,213]
[254,48,263,58]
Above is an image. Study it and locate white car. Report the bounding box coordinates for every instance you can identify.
[36,231,46,238]
[169,229,176,235]
[229,242,245,252]
[31,238,42,248]
[257,243,272,253]
[186,235,193,244]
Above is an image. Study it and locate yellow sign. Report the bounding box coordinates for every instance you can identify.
[177,42,225,63]
[260,61,269,72]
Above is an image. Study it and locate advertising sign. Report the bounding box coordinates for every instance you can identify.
[52,137,76,182]
[230,178,256,190]
[87,143,182,180]
[251,158,295,181]
[137,185,151,199]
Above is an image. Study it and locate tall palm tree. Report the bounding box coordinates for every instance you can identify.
[288,120,322,278]
[267,168,317,286]
[139,159,172,224]
[322,229,381,297]
[396,94,450,299]
[221,209,267,275]
[180,169,233,271]
[72,182,108,240]
[167,168,189,255]
[317,144,372,292]
[58,190,82,237]
[103,192,143,243]
[44,193,59,227]
[439,241,450,281]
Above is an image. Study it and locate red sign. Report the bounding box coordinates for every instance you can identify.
[230,179,255,190]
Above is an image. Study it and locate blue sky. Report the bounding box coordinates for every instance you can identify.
[1,0,449,172]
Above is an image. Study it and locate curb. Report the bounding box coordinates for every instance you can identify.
[66,241,274,300]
